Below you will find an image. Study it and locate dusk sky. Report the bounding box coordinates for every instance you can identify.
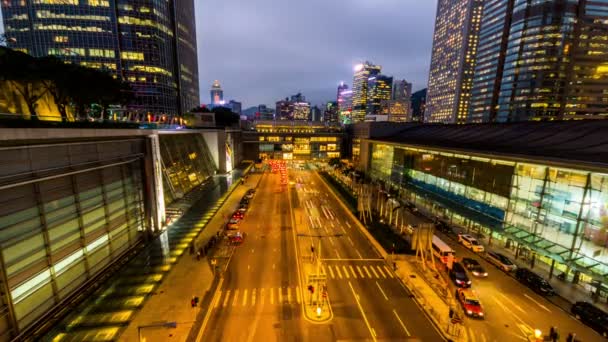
[0,0,438,109]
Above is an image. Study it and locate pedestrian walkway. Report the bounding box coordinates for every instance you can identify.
[213,286,303,308]
[321,263,394,280]
[44,167,259,342]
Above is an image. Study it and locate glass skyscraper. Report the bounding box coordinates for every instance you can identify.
[425,0,484,124]
[351,61,381,123]
[1,0,199,117]
[470,0,608,123]
[367,74,393,116]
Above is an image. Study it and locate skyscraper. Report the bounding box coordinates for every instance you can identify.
[227,100,242,115]
[425,0,484,124]
[351,62,381,123]
[337,82,349,109]
[210,80,224,105]
[469,0,608,122]
[392,79,413,102]
[311,105,322,122]
[367,74,393,116]
[293,102,311,121]
[1,0,199,116]
[338,89,353,124]
[324,101,339,123]
[276,99,294,120]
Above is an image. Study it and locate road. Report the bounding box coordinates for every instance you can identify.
[400,208,602,342]
[201,168,443,342]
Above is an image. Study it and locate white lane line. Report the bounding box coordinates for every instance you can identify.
[377,266,387,278]
[348,237,355,246]
[383,266,394,278]
[214,290,222,308]
[497,292,526,314]
[251,289,256,306]
[242,289,248,306]
[232,289,240,307]
[523,294,552,313]
[328,237,335,246]
[469,327,477,342]
[279,288,283,303]
[346,222,352,228]
[349,281,377,342]
[296,286,301,304]
[349,265,358,278]
[376,281,389,300]
[356,266,365,278]
[363,266,372,278]
[270,288,274,305]
[370,266,379,278]
[356,250,364,259]
[328,265,335,278]
[287,287,292,304]
[336,266,343,278]
[342,266,350,278]
[392,309,411,336]
[261,288,265,306]
[335,250,341,259]
[223,290,231,307]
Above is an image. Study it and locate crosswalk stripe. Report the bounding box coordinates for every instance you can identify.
[356,266,365,278]
[287,287,292,304]
[342,265,350,278]
[261,288,265,305]
[377,266,387,278]
[370,266,379,278]
[349,265,358,278]
[270,288,274,305]
[279,288,283,303]
[384,266,394,278]
[242,289,248,306]
[252,289,257,306]
[223,290,231,307]
[321,265,327,275]
[232,289,239,306]
[214,290,222,308]
[296,286,301,304]
[328,265,335,278]
[363,266,372,278]
[335,266,343,278]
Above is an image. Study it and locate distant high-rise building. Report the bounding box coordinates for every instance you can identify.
[411,88,427,123]
[393,79,413,102]
[469,0,608,122]
[293,102,311,120]
[352,62,381,123]
[290,93,306,103]
[210,80,224,105]
[425,0,484,124]
[381,100,409,122]
[324,102,339,123]
[257,105,274,120]
[337,87,353,124]
[1,0,200,116]
[367,74,393,116]
[311,105,322,121]
[337,82,349,110]
[276,98,294,120]
[227,100,242,115]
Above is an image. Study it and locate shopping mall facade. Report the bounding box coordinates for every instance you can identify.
[354,121,608,298]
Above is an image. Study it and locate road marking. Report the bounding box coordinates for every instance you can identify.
[260,288,265,306]
[270,288,274,305]
[349,265,358,278]
[383,266,394,278]
[329,237,335,246]
[392,309,410,336]
[346,222,352,228]
[272,263,275,270]
[336,266,343,278]
[214,290,222,308]
[251,249,254,253]
[376,282,389,300]
[321,258,383,261]
[348,281,377,342]
[242,289,248,306]
[327,265,335,278]
[356,266,365,278]
[497,292,526,314]
[287,287,292,304]
[356,250,364,259]
[279,288,283,303]
[248,265,251,271]
[370,266,379,278]
[296,286,301,304]
[348,237,355,246]
[251,289,256,306]
[342,266,350,278]
[469,327,477,342]
[335,250,341,258]
[371,328,377,337]
[363,266,372,278]
[232,289,239,307]
[223,290,231,307]
[523,293,552,313]
[376,266,386,278]
[480,331,488,342]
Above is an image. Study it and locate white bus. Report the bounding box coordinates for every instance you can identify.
[432,235,455,264]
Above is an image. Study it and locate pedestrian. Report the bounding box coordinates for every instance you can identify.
[566,332,574,342]
[196,250,201,261]
[191,297,196,307]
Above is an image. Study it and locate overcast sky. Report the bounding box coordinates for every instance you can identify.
[0,0,437,109]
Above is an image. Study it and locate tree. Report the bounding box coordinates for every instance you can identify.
[38,56,73,121]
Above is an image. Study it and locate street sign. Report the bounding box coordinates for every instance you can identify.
[307,274,327,283]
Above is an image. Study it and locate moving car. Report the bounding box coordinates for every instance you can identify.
[486,251,516,272]
[571,301,608,337]
[450,262,472,288]
[461,257,488,277]
[458,234,485,253]
[456,288,484,318]
[515,268,554,295]
[226,218,240,230]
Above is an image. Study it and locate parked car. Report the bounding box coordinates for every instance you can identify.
[227,231,244,245]
[226,218,240,230]
[240,198,250,205]
[237,203,248,213]
[461,257,488,277]
[458,234,485,252]
[450,262,472,288]
[232,211,244,220]
[571,301,608,337]
[515,268,555,296]
[486,251,516,272]
[456,288,484,318]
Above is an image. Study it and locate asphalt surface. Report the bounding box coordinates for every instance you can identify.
[400,209,604,342]
[202,169,443,342]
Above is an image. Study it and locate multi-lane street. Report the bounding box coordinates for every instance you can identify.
[201,166,444,341]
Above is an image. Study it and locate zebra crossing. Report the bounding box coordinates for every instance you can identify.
[214,286,304,308]
[321,264,395,280]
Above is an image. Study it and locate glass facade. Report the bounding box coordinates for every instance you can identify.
[426,0,484,124]
[366,74,393,116]
[368,141,608,289]
[1,0,200,116]
[351,62,381,123]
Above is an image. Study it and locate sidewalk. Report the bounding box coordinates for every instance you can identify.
[119,172,263,342]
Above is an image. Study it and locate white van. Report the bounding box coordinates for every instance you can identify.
[458,234,485,253]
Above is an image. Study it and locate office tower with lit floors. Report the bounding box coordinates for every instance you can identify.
[1,0,200,117]
[351,61,381,123]
[366,74,393,116]
[425,0,484,124]
[469,0,608,122]
[210,80,224,105]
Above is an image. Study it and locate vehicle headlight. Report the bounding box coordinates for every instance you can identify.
[479,312,484,316]
[456,279,463,283]
[472,271,479,276]
[467,310,472,314]
[467,280,471,284]
[483,273,488,276]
